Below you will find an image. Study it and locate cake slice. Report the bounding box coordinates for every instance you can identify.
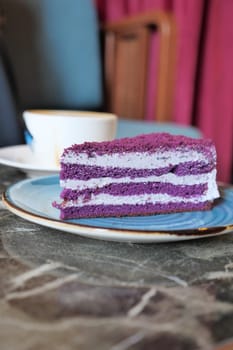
[53,133,220,219]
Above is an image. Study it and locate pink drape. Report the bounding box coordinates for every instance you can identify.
[196,0,233,183]
[95,0,233,183]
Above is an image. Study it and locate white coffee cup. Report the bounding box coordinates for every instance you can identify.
[23,110,118,167]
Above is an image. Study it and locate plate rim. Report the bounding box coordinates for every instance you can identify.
[2,175,233,241]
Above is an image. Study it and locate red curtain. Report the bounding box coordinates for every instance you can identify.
[95,0,233,183]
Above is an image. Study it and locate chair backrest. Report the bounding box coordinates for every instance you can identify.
[103,11,176,122]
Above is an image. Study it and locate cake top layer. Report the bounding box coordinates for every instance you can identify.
[62,133,216,159]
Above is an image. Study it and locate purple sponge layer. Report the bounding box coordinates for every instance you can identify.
[60,161,214,180]
[55,202,212,220]
[62,133,216,160]
[60,183,207,200]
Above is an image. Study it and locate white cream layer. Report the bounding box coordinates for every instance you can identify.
[62,187,219,209]
[62,150,211,169]
[61,170,217,190]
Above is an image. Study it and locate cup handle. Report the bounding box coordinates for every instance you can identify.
[24,129,34,150]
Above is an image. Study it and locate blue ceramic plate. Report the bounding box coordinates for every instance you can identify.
[2,176,233,243]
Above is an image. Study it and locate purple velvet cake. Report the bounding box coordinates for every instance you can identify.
[53,133,220,219]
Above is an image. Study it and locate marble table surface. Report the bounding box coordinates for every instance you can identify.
[1,164,233,350]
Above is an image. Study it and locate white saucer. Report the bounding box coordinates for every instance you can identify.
[0,145,59,177]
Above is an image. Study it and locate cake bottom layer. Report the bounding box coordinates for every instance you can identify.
[55,201,212,220]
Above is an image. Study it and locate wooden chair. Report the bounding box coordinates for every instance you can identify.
[103,11,176,122]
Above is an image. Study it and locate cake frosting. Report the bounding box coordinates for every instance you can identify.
[53,133,220,219]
